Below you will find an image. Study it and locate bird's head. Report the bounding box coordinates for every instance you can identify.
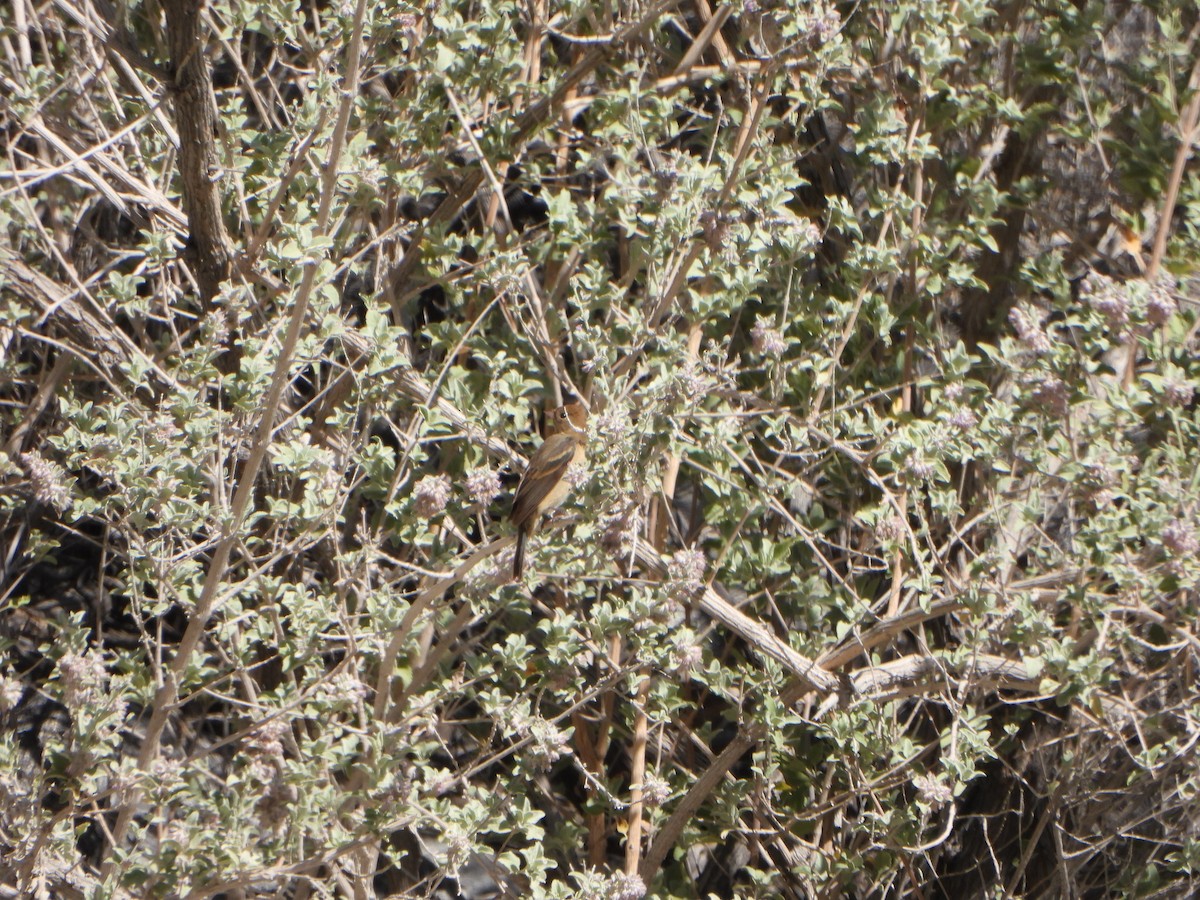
[549,401,589,437]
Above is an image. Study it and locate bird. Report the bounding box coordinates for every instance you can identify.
[509,400,588,579]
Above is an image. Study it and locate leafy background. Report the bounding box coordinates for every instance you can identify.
[2,0,1200,897]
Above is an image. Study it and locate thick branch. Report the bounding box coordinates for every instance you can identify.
[162,0,233,303]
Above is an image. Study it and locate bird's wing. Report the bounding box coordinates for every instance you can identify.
[509,434,578,529]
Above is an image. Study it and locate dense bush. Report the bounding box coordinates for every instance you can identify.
[2,0,1199,896]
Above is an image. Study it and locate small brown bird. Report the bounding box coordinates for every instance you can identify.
[509,401,588,578]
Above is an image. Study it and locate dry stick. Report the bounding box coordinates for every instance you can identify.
[1147,55,1200,279]
[639,724,764,883]
[0,246,177,392]
[1122,52,1200,389]
[0,92,126,213]
[379,537,510,718]
[100,0,370,878]
[517,270,587,404]
[0,84,188,232]
[398,599,475,702]
[546,31,579,293]
[673,1,733,76]
[75,0,172,83]
[0,106,155,202]
[4,353,72,455]
[624,674,653,878]
[79,13,175,181]
[843,651,1037,699]
[637,594,965,879]
[525,0,546,91]
[637,548,840,692]
[445,86,514,235]
[540,96,589,345]
[820,567,1080,673]
[11,0,34,70]
[202,6,277,132]
[625,323,703,877]
[555,57,789,119]
[582,632,622,865]
[578,689,609,864]
[1004,778,1066,897]
[887,117,928,619]
[645,66,771,331]
[10,180,112,335]
[818,596,965,671]
[246,110,329,260]
[174,836,379,900]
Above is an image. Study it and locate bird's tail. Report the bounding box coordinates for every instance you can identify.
[513,530,527,579]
